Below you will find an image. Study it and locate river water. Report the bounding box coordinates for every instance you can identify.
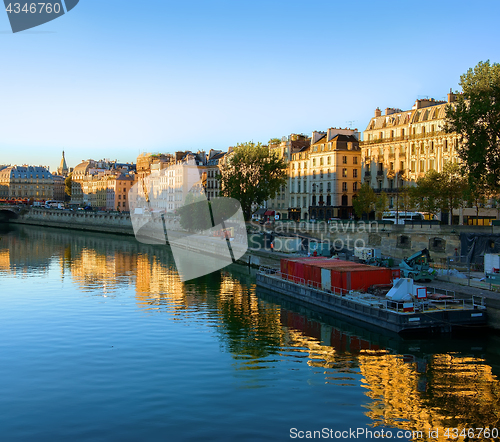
[1,224,500,441]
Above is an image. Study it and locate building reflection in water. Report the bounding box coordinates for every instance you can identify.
[2,224,500,437]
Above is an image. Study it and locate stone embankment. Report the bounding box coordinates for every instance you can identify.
[9,208,135,235]
[4,207,500,328]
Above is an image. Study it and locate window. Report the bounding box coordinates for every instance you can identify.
[320,158,324,166]
[400,161,404,170]
[420,160,425,172]
[342,156,347,164]
[312,170,316,179]
[312,159,316,167]
[327,182,331,192]
[353,182,358,192]
[444,140,448,151]
[342,169,347,177]
[353,157,358,165]
[342,182,347,191]
[320,170,323,179]
[327,156,331,165]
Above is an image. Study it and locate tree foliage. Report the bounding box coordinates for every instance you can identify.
[410,164,468,224]
[177,192,211,232]
[375,191,389,220]
[444,60,500,190]
[65,173,72,198]
[218,142,287,220]
[410,170,442,218]
[352,182,376,219]
[463,175,490,225]
[438,163,468,224]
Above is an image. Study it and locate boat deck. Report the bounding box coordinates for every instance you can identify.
[256,270,487,334]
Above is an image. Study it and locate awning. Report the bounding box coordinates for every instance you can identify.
[255,208,267,216]
[264,210,275,216]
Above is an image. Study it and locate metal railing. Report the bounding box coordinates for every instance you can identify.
[258,268,486,313]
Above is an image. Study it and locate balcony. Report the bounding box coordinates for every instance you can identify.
[360,135,409,146]
[377,171,384,176]
[364,171,371,177]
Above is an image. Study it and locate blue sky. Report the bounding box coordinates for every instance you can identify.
[1,0,500,172]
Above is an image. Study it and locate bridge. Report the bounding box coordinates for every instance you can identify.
[0,207,20,222]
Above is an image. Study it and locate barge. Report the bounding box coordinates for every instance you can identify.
[256,260,487,335]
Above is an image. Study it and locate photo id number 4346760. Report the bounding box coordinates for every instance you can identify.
[6,3,61,13]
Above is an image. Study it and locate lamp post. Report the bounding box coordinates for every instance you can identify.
[396,171,399,225]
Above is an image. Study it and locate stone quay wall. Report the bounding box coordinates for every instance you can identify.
[9,208,135,235]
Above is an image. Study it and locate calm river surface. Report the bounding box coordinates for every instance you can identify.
[1,225,500,441]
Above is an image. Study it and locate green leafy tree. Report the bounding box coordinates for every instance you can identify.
[375,191,389,220]
[177,193,211,232]
[352,182,376,219]
[218,142,287,221]
[438,163,468,225]
[65,173,72,199]
[410,170,441,218]
[444,60,500,190]
[397,182,414,216]
[464,175,489,225]
[268,138,282,146]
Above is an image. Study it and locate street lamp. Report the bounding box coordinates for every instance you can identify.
[396,171,399,225]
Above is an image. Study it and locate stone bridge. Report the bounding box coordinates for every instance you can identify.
[0,207,20,222]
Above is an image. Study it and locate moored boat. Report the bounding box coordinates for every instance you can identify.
[256,260,487,335]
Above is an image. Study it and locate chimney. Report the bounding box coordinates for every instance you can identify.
[312,131,326,144]
[447,89,456,103]
[375,108,381,117]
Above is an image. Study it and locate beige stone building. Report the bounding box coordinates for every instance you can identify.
[362,94,460,205]
[135,151,207,214]
[0,165,54,201]
[204,149,226,201]
[361,93,498,223]
[266,134,310,220]
[82,172,134,211]
[52,174,66,202]
[71,160,135,208]
[287,128,361,221]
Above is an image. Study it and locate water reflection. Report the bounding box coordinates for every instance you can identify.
[1,224,500,439]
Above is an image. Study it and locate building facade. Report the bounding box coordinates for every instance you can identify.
[204,149,226,201]
[286,128,361,221]
[71,160,135,207]
[52,175,66,201]
[361,94,460,209]
[138,151,207,214]
[266,134,310,220]
[0,165,54,201]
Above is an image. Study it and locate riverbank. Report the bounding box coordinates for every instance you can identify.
[5,208,500,329]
